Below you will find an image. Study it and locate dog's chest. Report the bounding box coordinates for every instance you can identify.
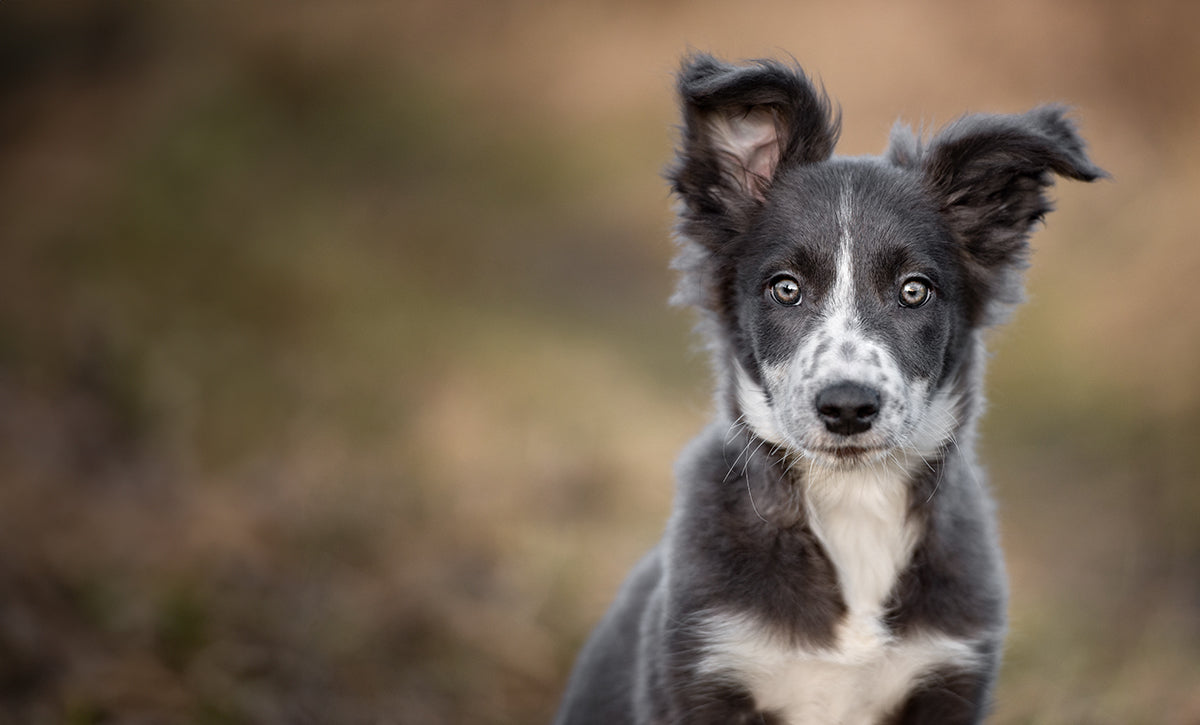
[699,466,974,723]
[700,615,977,724]
[804,465,920,629]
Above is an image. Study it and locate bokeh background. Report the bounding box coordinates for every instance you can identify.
[2,1,1199,723]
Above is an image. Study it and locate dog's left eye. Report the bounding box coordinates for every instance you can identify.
[769,275,803,306]
[899,277,933,308]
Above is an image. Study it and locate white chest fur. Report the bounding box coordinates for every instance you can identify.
[806,462,919,648]
[698,613,978,724]
[697,464,978,723]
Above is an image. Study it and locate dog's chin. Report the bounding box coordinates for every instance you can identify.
[804,445,890,469]
[779,429,895,470]
[742,413,897,470]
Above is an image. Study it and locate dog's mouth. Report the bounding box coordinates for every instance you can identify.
[823,445,873,458]
[806,444,888,466]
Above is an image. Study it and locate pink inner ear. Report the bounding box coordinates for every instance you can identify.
[709,107,782,198]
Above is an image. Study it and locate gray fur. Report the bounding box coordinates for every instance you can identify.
[555,53,1102,724]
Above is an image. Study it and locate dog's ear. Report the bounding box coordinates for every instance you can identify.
[890,106,1106,322]
[670,54,840,239]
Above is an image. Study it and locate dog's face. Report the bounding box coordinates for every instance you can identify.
[669,55,1103,468]
[732,162,966,466]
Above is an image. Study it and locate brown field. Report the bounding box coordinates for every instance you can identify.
[2,1,1198,723]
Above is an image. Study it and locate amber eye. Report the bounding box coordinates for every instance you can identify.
[769,275,802,306]
[899,277,932,308]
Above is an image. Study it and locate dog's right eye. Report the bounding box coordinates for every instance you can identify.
[769,275,802,306]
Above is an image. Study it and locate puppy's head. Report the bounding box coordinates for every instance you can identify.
[669,54,1104,468]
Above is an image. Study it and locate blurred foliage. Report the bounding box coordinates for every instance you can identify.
[1,1,1198,723]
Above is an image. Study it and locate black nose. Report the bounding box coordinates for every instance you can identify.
[815,382,881,436]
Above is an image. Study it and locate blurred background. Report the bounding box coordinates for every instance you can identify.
[1,1,1198,723]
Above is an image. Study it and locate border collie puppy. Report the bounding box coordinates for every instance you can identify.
[555,54,1103,724]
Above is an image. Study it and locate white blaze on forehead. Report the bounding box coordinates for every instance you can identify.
[830,184,859,328]
[797,183,878,388]
[800,182,881,388]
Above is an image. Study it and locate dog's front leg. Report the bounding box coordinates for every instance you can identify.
[884,666,994,725]
[645,636,776,725]
[659,684,777,725]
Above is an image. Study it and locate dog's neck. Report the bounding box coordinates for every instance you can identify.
[802,459,922,650]
[732,431,936,653]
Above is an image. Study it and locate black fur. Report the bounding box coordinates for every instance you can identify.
[555,53,1103,725]
[890,106,1106,325]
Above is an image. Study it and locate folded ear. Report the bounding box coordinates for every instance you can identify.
[890,105,1106,322]
[669,54,841,241]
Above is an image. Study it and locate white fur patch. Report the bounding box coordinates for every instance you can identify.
[735,362,787,447]
[903,385,961,460]
[698,611,980,724]
[804,461,919,641]
[831,184,858,320]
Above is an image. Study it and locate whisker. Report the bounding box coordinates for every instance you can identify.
[742,437,770,477]
[724,429,758,483]
[923,459,945,504]
[725,414,748,444]
[745,470,769,524]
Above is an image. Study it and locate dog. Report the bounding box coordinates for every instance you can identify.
[554,54,1103,724]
